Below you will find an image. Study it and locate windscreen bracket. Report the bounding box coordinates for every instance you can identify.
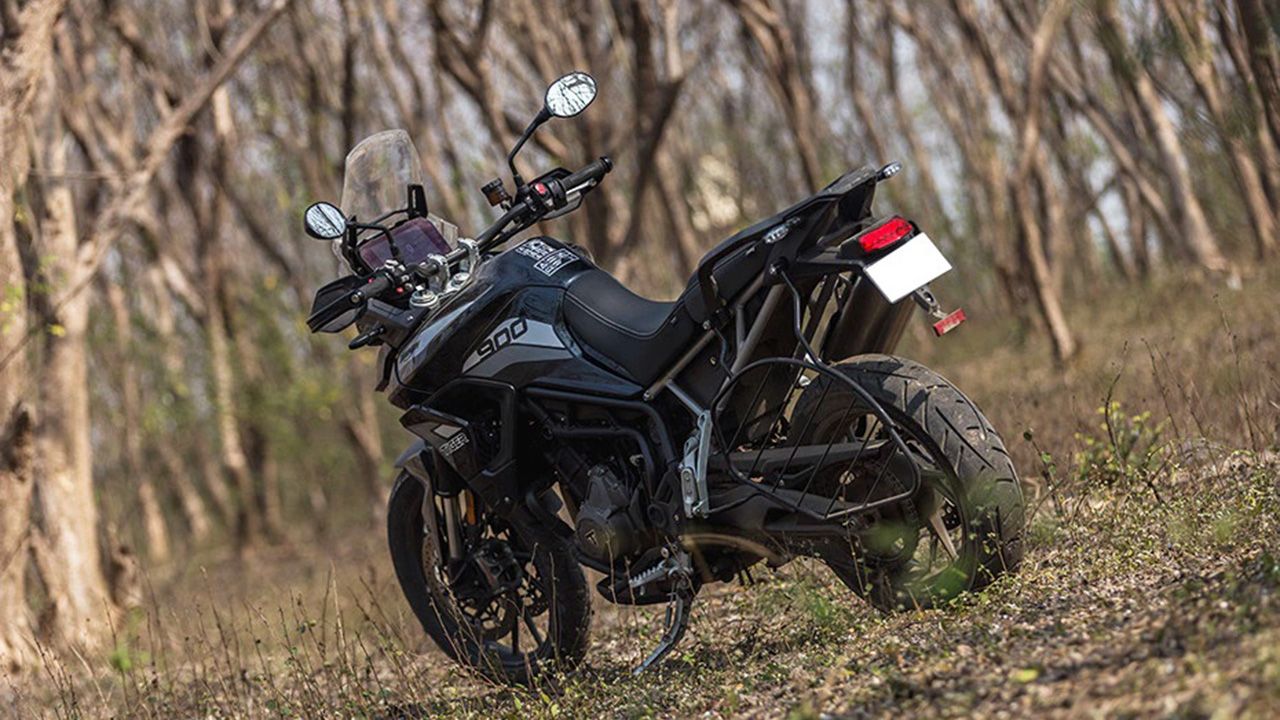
[407,184,429,219]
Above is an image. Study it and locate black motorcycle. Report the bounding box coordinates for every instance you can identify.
[303,72,1023,684]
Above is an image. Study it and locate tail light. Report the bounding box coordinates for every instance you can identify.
[857,216,914,252]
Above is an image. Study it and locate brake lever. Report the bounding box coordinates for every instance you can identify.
[349,325,385,349]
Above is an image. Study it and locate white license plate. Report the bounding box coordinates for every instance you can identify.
[864,234,952,303]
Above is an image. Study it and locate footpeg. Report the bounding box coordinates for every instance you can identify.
[632,549,696,674]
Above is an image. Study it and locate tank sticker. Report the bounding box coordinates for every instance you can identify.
[463,317,565,372]
[438,430,469,457]
[764,217,801,244]
[533,248,579,276]
[513,239,579,276]
[514,238,554,259]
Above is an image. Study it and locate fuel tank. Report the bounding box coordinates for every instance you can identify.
[386,237,642,407]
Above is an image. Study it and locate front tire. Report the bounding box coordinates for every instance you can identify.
[792,355,1025,611]
[387,473,591,684]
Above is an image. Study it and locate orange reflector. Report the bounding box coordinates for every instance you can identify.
[464,490,477,524]
[932,308,966,336]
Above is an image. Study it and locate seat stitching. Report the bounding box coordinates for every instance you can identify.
[564,292,672,340]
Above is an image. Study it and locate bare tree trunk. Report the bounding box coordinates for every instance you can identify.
[227,317,285,544]
[0,0,66,668]
[342,354,385,517]
[1095,0,1229,272]
[1012,0,1077,361]
[0,185,34,671]
[1160,0,1277,258]
[30,135,118,646]
[1235,0,1280,150]
[655,150,701,278]
[1215,2,1280,208]
[872,4,951,229]
[0,403,34,672]
[1094,206,1137,282]
[1122,178,1151,276]
[195,431,236,529]
[145,267,213,541]
[726,0,826,189]
[205,270,260,551]
[0,221,32,667]
[105,282,170,563]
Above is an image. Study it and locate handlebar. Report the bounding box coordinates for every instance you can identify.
[347,156,614,309]
[560,156,613,194]
[457,155,613,261]
[352,271,394,302]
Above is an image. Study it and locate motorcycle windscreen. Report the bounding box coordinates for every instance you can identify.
[340,130,423,225]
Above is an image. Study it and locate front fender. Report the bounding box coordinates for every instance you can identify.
[394,440,434,484]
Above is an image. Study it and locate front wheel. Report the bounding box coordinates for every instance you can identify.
[387,473,591,684]
[792,355,1025,611]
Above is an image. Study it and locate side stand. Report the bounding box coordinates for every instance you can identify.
[632,551,697,674]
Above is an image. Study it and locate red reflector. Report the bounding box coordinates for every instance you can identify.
[859,216,914,252]
[932,308,966,336]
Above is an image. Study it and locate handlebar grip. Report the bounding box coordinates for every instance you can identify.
[354,272,393,302]
[561,156,613,192]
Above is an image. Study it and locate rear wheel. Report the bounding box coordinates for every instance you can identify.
[791,355,1024,611]
[387,473,591,684]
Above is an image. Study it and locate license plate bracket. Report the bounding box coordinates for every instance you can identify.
[864,234,952,303]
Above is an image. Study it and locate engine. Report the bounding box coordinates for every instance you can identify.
[574,463,646,562]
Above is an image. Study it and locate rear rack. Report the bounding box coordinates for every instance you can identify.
[689,265,922,523]
[707,355,921,522]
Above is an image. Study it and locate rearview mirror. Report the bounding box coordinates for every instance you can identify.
[304,202,348,240]
[544,72,597,118]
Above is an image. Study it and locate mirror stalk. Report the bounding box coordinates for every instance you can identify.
[507,107,551,191]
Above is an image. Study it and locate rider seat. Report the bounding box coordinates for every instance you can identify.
[563,220,777,386]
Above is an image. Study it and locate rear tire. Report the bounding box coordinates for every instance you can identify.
[792,355,1024,611]
[387,473,591,684]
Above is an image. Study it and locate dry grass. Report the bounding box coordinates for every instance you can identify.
[5,268,1280,719]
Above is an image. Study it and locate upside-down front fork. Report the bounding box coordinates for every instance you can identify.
[438,490,478,562]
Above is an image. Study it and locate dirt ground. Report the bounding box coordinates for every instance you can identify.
[6,269,1280,719]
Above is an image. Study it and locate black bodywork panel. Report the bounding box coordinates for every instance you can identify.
[386,237,643,409]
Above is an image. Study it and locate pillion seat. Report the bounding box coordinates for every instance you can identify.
[562,216,781,387]
[560,167,880,387]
